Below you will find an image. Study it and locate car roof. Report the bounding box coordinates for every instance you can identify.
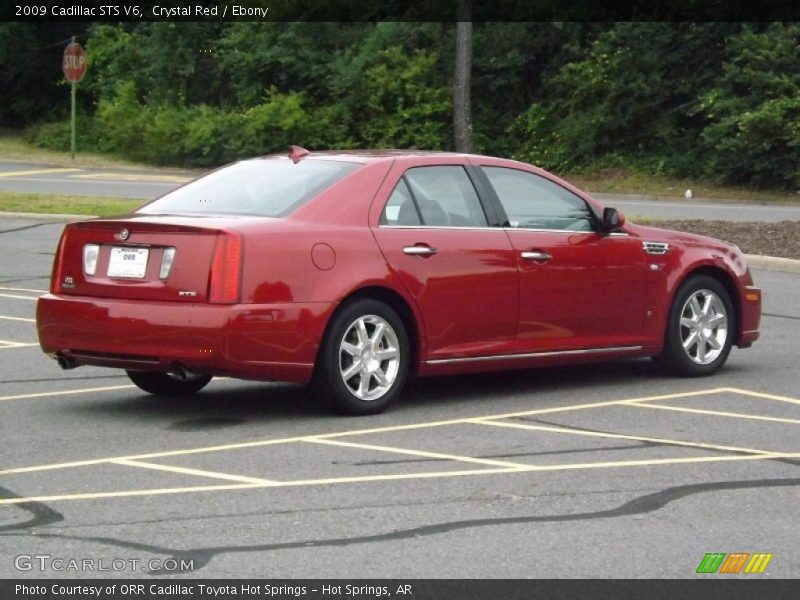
[255,149,500,165]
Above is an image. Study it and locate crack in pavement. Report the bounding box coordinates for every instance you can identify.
[763,312,800,321]
[1,477,798,575]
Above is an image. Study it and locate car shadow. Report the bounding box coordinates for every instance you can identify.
[50,357,693,428]
[400,358,663,409]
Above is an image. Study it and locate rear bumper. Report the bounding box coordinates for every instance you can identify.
[36,294,335,384]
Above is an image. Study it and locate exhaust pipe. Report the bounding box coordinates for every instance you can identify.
[56,353,77,370]
[169,363,194,381]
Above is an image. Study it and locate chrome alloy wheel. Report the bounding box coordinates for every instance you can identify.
[338,314,401,401]
[679,289,729,365]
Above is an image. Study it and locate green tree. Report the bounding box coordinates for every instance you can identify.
[511,23,737,173]
[699,23,800,189]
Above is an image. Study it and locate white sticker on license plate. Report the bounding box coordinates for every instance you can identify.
[108,247,149,278]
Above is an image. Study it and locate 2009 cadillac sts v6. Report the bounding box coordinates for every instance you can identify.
[37,148,761,414]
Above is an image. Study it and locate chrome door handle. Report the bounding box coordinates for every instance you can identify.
[404,245,438,256]
[520,251,552,262]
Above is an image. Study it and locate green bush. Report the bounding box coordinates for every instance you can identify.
[25,115,103,155]
[510,23,734,175]
[94,81,149,157]
[359,46,451,149]
[237,90,314,156]
[25,121,74,150]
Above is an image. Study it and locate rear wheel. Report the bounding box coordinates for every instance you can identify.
[653,275,735,376]
[126,370,212,397]
[315,299,409,415]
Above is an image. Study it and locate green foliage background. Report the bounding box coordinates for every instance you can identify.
[2,22,798,188]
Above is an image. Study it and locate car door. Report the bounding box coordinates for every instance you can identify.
[477,164,647,352]
[370,160,518,361]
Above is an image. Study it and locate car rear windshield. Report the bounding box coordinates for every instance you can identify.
[139,158,360,217]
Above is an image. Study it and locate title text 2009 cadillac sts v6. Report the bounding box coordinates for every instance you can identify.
[37,149,761,414]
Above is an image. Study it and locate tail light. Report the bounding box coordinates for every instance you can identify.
[159,247,176,280]
[50,230,68,294]
[208,232,243,304]
[83,244,100,276]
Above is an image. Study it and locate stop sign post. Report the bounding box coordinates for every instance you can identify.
[63,37,87,159]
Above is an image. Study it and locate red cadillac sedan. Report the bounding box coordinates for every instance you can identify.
[37,149,761,414]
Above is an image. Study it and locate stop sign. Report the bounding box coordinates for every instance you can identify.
[63,42,87,83]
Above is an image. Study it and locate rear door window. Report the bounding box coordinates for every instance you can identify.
[380,166,488,227]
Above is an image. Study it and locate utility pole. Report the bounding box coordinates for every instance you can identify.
[453,0,473,153]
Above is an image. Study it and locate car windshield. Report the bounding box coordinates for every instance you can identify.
[139,158,360,217]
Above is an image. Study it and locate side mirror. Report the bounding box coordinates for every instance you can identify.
[601,207,626,232]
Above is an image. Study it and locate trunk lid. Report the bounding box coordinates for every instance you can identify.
[53,215,246,303]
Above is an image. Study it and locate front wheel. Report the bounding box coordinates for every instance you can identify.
[653,275,735,376]
[126,370,212,397]
[315,299,410,415]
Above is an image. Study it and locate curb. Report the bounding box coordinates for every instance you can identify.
[744,254,800,274]
[2,211,799,274]
[0,211,89,221]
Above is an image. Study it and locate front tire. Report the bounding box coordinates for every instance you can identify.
[126,370,212,397]
[315,299,410,415]
[653,275,735,376]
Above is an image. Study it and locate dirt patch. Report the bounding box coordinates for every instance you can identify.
[635,220,800,260]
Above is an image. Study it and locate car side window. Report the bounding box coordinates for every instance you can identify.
[400,166,488,227]
[482,167,596,232]
[380,179,421,226]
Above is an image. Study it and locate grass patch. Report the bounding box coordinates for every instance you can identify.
[0,130,197,174]
[563,169,799,205]
[0,191,143,217]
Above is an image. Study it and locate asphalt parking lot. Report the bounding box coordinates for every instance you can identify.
[1,216,799,579]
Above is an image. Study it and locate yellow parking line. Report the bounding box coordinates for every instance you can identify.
[0,482,260,505]
[0,387,730,469]
[631,402,800,425]
[0,468,521,505]
[276,467,528,486]
[522,452,800,472]
[0,435,311,475]
[0,315,36,323]
[724,387,800,407]
[304,437,531,469]
[3,453,800,505]
[0,342,38,349]
[316,388,731,441]
[0,286,47,294]
[0,293,38,301]
[468,419,780,456]
[112,459,278,485]
[0,384,136,404]
[0,168,81,178]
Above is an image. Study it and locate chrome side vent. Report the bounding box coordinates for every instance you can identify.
[643,241,669,255]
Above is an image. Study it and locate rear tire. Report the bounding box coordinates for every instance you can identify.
[314,299,409,415]
[653,275,735,376]
[126,370,212,397]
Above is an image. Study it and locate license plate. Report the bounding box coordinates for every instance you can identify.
[107,247,149,278]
